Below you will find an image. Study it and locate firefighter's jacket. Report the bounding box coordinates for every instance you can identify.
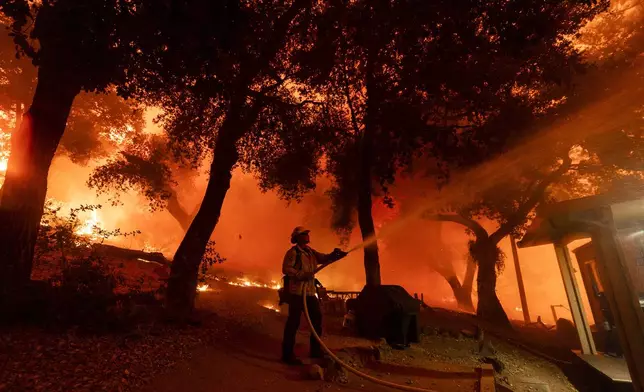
[282,245,333,296]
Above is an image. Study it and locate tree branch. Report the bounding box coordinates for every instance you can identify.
[246,90,322,109]
[296,99,324,107]
[424,213,488,240]
[343,70,362,135]
[489,154,573,244]
[235,0,312,94]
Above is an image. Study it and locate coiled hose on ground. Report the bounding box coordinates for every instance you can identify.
[303,259,571,391]
[302,281,438,392]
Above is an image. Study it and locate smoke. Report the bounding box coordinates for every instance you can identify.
[42,146,579,325]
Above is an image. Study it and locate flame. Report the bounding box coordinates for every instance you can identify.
[106,124,135,145]
[0,130,9,181]
[197,284,210,292]
[75,210,101,237]
[142,241,163,253]
[227,276,281,290]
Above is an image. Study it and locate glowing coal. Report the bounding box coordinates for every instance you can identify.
[197,284,210,292]
[261,302,280,312]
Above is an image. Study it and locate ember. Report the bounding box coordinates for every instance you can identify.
[261,303,280,313]
[197,284,210,292]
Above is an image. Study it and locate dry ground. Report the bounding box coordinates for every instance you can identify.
[1,272,581,392]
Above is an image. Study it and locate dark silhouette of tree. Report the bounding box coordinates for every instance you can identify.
[119,0,330,316]
[425,105,643,325]
[290,0,607,306]
[421,56,644,328]
[0,28,143,174]
[417,0,643,327]
[425,221,477,312]
[0,0,169,299]
[88,134,196,231]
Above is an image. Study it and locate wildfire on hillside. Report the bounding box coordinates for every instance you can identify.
[75,210,102,238]
[226,276,281,290]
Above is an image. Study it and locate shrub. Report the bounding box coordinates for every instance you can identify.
[3,202,163,332]
[198,240,226,284]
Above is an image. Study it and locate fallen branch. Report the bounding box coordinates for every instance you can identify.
[92,244,170,265]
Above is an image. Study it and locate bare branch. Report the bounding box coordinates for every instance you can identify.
[424,213,489,240]
[343,69,362,134]
[490,154,573,243]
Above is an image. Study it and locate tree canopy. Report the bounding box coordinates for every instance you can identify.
[417,0,643,325]
[264,0,608,296]
[0,0,169,296]
[87,133,197,231]
[0,28,144,166]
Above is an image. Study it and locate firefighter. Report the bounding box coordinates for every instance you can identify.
[281,226,347,365]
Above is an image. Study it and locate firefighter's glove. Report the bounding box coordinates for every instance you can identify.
[331,248,348,261]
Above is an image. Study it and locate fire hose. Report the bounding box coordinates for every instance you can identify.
[298,251,570,391]
[302,280,438,392]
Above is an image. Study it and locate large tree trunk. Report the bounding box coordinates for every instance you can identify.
[357,48,381,287]
[165,131,239,317]
[356,117,380,285]
[0,69,79,299]
[164,0,311,317]
[433,259,475,312]
[0,102,23,200]
[166,188,191,232]
[445,276,475,312]
[15,101,23,132]
[462,255,476,294]
[445,273,475,312]
[357,168,380,286]
[471,238,512,328]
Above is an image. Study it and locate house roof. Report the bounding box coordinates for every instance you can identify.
[518,193,644,248]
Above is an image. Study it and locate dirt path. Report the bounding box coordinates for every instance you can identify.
[144,281,477,392]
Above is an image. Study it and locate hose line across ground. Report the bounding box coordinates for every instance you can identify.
[302,282,438,392]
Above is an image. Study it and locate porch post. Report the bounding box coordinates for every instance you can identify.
[592,224,644,392]
[511,236,531,324]
[553,241,597,355]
